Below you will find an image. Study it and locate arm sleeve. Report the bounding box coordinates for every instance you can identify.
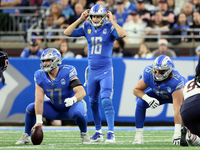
[70,27,85,37]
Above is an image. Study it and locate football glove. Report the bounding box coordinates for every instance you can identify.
[64,96,77,107]
[142,94,160,109]
[172,134,181,145]
[195,74,200,87]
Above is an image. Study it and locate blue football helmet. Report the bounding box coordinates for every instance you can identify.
[89,4,107,28]
[40,48,61,72]
[152,55,173,81]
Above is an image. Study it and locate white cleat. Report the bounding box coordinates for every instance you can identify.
[132,133,143,145]
[81,132,91,144]
[15,133,31,145]
[105,132,116,143]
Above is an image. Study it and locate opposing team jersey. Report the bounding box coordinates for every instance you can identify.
[70,22,119,70]
[34,65,77,111]
[143,65,187,99]
[183,79,200,100]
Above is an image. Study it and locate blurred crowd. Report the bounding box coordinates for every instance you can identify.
[1,0,200,59]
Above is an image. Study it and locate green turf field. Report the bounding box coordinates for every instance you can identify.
[0,126,199,150]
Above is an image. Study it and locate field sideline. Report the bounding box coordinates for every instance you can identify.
[0,126,199,150]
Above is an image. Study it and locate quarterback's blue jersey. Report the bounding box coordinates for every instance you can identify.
[143,65,187,99]
[34,65,77,111]
[70,22,119,69]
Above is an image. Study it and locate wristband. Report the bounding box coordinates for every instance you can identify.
[36,114,43,124]
[142,94,151,103]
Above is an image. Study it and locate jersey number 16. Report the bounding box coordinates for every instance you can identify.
[91,37,102,54]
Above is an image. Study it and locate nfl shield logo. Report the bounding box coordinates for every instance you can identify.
[88,29,91,34]
[103,29,107,34]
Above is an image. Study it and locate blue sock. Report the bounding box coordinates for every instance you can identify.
[90,102,101,130]
[135,105,146,128]
[74,112,88,133]
[25,103,36,136]
[101,98,115,131]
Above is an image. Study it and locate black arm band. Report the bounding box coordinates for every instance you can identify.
[70,79,82,89]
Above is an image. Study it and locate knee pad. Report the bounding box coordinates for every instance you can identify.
[26,103,35,114]
[101,98,115,115]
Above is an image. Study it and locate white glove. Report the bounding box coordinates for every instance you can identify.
[142,94,160,109]
[64,96,77,107]
[172,134,181,145]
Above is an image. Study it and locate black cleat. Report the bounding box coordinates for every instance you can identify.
[180,126,189,146]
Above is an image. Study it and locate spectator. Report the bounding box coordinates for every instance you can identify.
[167,0,180,16]
[145,0,160,12]
[58,40,75,58]
[195,46,200,57]
[60,0,75,20]
[158,0,175,26]
[61,3,84,29]
[152,38,176,57]
[50,2,66,27]
[136,0,151,22]
[75,45,88,59]
[112,38,132,57]
[183,2,194,26]
[105,0,117,14]
[41,0,57,7]
[123,11,147,44]
[96,0,106,6]
[115,0,129,27]
[190,11,200,42]
[134,43,153,58]
[1,0,24,13]
[31,14,59,43]
[146,10,169,41]
[172,12,190,42]
[123,0,137,12]
[20,40,43,58]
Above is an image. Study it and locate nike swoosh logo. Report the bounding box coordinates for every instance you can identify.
[104,71,108,74]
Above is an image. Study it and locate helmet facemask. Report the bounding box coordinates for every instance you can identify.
[89,4,107,28]
[152,55,173,81]
[40,48,61,72]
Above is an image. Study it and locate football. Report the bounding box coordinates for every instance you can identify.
[31,126,43,145]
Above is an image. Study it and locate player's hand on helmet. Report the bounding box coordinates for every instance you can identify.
[106,10,114,22]
[172,134,181,145]
[81,9,90,21]
[64,96,77,107]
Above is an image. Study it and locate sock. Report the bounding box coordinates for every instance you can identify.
[90,102,102,130]
[136,128,143,135]
[188,130,200,146]
[101,98,115,131]
[25,103,36,136]
[135,105,146,128]
[96,129,102,133]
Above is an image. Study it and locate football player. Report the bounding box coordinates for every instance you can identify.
[0,51,8,85]
[132,55,187,145]
[64,4,126,143]
[16,48,90,145]
[180,57,200,146]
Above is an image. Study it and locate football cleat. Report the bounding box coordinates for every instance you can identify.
[15,133,31,145]
[132,133,144,144]
[180,126,189,146]
[105,132,116,143]
[90,132,103,142]
[81,132,91,144]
